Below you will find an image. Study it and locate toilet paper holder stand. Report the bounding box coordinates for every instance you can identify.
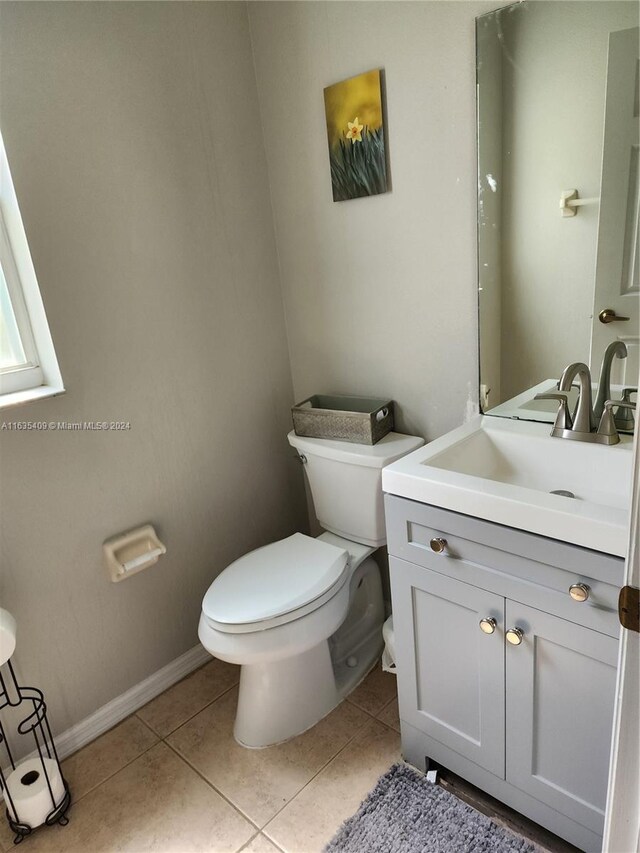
[0,658,71,844]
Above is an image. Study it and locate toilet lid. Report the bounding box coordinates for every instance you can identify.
[202,533,349,627]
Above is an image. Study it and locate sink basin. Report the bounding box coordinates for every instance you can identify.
[382,415,633,556]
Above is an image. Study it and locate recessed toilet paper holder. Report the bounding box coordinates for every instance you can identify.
[103,524,166,583]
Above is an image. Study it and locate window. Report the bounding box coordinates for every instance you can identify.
[0,131,63,407]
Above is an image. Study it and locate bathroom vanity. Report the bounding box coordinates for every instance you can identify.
[382,416,633,852]
[386,496,621,852]
[388,2,640,847]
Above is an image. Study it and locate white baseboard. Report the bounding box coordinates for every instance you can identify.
[54,644,211,761]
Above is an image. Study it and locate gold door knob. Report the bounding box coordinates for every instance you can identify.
[429,537,447,554]
[505,627,524,645]
[569,583,590,602]
[479,617,497,634]
[598,308,630,324]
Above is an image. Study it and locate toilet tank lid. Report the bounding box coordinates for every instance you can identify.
[287,431,424,468]
[202,533,349,626]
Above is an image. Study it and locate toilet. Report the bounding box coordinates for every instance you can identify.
[198,429,424,748]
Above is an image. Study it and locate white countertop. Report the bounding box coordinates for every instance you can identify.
[382,415,633,557]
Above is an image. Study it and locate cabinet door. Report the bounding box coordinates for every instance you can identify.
[505,602,618,836]
[391,556,505,778]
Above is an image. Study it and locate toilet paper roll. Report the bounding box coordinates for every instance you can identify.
[3,757,65,829]
[0,608,17,667]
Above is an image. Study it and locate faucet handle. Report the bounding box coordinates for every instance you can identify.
[616,388,637,432]
[534,393,573,431]
[597,399,637,445]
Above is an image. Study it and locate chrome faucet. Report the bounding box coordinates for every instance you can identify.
[593,341,627,421]
[558,362,596,433]
[535,350,636,445]
[534,362,595,441]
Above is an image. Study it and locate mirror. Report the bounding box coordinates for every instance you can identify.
[477,1,639,423]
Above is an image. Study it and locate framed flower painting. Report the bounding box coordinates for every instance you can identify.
[323,69,389,202]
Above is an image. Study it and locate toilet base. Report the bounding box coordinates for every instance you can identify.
[233,624,384,748]
[234,641,339,748]
[202,555,386,749]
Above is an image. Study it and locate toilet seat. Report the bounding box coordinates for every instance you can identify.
[202,533,349,634]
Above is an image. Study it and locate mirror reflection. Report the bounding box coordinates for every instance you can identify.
[477,1,639,423]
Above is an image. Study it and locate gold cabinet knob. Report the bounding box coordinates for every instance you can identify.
[505,627,524,645]
[429,537,447,554]
[569,583,590,602]
[479,617,497,634]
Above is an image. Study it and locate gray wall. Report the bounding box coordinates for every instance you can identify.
[0,1,305,733]
[0,0,494,735]
[248,0,496,441]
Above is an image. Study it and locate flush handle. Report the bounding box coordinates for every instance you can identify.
[506,627,524,646]
[479,617,497,635]
[429,537,448,554]
[569,583,590,602]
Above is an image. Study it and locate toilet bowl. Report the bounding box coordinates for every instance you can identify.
[199,430,424,748]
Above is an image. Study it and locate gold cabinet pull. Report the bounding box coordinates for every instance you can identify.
[569,583,590,602]
[429,537,447,554]
[506,627,524,646]
[479,617,497,635]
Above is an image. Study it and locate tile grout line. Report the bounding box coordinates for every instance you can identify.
[135,713,162,740]
[345,692,398,722]
[72,738,160,805]
[136,678,240,740]
[237,831,286,853]
[235,830,261,853]
[261,712,395,843]
[346,694,391,713]
[65,688,397,840]
[18,669,396,853]
[144,668,399,847]
[162,738,263,835]
[347,695,400,735]
[156,675,397,837]
[62,715,162,808]
[59,673,557,853]
[165,701,393,844]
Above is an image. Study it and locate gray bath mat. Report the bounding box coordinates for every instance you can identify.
[324,764,537,853]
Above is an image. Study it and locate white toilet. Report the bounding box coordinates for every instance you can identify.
[198,429,424,748]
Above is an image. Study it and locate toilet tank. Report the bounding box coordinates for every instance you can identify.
[288,431,424,547]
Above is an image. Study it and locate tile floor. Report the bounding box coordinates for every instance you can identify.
[0,659,574,853]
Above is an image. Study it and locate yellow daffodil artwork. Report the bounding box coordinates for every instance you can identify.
[346,118,364,144]
[323,69,388,202]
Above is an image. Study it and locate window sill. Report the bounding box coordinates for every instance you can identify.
[0,383,66,411]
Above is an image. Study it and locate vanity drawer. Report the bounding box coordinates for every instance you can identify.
[385,495,624,637]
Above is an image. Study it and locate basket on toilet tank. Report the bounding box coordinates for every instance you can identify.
[291,395,394,445]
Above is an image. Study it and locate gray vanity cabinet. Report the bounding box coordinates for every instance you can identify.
[505,602,618,837]
[386,494,623,852]
[393,561,505,777]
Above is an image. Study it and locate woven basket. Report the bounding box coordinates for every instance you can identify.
[291,395,394,445]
